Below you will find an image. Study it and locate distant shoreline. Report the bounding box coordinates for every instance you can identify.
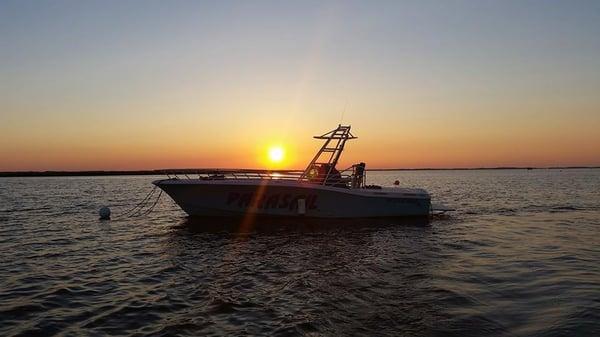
[1,166,598,177]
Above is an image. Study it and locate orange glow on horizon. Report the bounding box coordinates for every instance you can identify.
[0,114,599,171]
[1,104,599,171]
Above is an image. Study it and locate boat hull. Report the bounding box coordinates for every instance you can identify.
[154,179,431,218]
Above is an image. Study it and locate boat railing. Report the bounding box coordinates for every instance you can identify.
[157,169,357,187]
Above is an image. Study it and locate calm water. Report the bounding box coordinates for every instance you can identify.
[1,170,599,336]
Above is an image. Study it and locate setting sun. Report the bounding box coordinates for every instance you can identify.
[268,146,285,163]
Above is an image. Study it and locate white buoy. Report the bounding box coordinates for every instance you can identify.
[99,206,111,220]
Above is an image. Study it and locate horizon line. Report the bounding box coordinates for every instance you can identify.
[1,166,599,177]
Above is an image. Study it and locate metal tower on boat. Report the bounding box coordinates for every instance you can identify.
[300,125,357,184]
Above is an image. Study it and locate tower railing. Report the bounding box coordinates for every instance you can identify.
[299,125,357,184]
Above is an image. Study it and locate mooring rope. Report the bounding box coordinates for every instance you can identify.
[113,186,163,219]
[132,190,163,217]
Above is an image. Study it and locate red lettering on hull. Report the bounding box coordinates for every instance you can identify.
[226,192,318,210]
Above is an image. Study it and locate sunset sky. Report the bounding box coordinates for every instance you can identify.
[1,0,599,171]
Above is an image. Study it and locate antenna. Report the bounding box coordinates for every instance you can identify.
[339,98,348,124]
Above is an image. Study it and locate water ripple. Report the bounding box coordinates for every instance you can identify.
[1,171,599,336]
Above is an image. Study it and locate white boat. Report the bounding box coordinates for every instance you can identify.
[154,125,431,218]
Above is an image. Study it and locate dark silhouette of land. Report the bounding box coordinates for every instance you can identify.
[1,167,598,177]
